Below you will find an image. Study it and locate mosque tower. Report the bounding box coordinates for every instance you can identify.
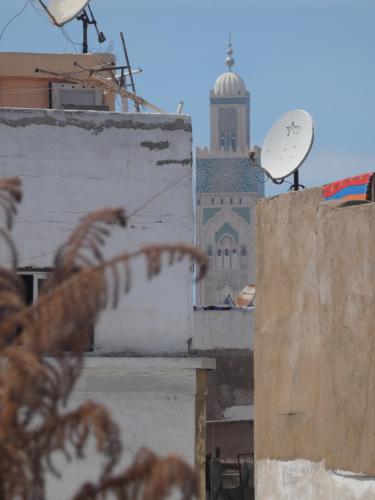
[195,37,264,305]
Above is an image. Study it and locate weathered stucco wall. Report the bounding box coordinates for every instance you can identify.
[0,108,194,355]
[192,308,253,350]
[46,357,215,500]
[255,188,375,498]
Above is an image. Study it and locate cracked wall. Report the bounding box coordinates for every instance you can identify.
[0,108,194,355]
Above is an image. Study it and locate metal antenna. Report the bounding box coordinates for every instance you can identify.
[120,32,140,112]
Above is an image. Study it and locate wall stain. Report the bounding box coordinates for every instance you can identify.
[156,158,191,166]
[0,109,192,135]
[141,140,170,151]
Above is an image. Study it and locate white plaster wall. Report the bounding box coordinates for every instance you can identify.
[46,357,215,500]
[256,459,375,500]
[192,308,253,350]
[0,108,194,354]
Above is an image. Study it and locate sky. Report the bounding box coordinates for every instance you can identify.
[0,0,374,196]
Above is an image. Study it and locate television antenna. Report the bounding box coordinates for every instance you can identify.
[260,109,314,191]
[37,0,106,53]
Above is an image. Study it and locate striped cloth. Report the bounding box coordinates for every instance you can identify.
[322,172,375,202]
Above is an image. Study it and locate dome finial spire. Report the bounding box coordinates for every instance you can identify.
[225,34,235,72]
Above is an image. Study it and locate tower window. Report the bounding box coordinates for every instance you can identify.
[231,133,237,153]
[217,249,222,256]
[224,249,229,256]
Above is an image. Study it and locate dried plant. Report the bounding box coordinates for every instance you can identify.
[0,177,206,499]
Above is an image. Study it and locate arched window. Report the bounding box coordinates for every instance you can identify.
[231,133,237,153]
[217,249,222,256]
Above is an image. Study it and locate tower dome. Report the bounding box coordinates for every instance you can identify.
[213,36,247,97]
[214,72,246,97]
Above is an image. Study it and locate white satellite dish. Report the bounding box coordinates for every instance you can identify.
[261,109,314,188]
[45,0,90,26]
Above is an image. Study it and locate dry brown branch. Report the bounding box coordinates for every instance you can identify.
[1,243,207,353]
[0,177,22,230]
[53,208,127,282]
[0,177,204,499]
[73,449,198,500]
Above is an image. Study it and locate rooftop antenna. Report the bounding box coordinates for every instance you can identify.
[259,109,314,191]
[38,0,106,53]
[120,32,140,112]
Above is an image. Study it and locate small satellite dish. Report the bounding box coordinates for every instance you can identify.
[261,109,314,189]
[45,0,90,26]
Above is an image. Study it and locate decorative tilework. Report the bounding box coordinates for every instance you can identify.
[232,207,250,224]
[215,223,239,243]
[196,157,265,195]
[203,207,221,225]
[210,97,249,105]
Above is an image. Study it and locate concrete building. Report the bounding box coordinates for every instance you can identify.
[195,39,264,306]
[255,188,375,499]
[0,52,215,499]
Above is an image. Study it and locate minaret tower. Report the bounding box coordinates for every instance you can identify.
[195,37,263,306]
[209,37,250,156]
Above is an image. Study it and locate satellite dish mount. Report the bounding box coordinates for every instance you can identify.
[38,0,106,53]
[260,109,314,192]
[76,5,106,54]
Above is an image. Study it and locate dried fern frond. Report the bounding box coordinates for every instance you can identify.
[52,208,126,283]
[0,177,22,269]
[72,448,198,500]
[0,269,25,333]
[33,401,122,480]
[1,243,207,353]
[0,177,22,230]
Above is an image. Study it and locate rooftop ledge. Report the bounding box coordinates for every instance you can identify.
[82,356,216,370]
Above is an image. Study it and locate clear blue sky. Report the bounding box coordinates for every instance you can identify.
[0,0,374,195]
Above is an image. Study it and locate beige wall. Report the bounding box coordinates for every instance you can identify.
[0,52,115,110]
[255,188,375,496]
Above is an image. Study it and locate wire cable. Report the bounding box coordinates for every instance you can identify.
[0,0,31,43]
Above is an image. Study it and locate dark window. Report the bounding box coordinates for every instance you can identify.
[221,198,223,205]
[207,246,212,256]
[239,198,242,205]
[241,247,247,256]
[230,198,233,205]
[224,249,229,256]
[211,198,215,205]
[232,249,237,254]
[217,249,222,256]
[19,274,33,305]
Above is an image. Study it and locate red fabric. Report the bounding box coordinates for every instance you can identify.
[322,173,372,199]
